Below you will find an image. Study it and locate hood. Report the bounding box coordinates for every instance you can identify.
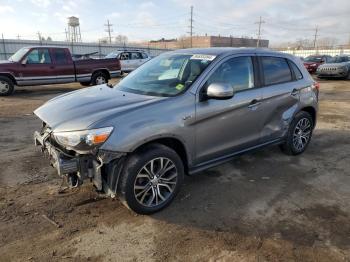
[318,62,348,68]
[0,60,14,65]
[34,84,164,132]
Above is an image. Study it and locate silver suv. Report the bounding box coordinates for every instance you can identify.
[105,49,151,74]
[34,48,319,214]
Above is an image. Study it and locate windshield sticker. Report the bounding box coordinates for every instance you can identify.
[190,54,216,61]
[176,83,185,91]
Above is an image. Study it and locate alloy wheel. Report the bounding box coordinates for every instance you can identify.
[96,76,106,85]
[293,118,312,151]
[134,157,177,207]
[0,81,9,94]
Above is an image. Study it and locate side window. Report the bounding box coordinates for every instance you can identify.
[52,49,68,64]
[261,57,292,85]
[289,61,303,80]
[131,52,142,60]
[206,56,254,92]
[142,53,148,59]
[25,49,51,64]
[120,52,129,60]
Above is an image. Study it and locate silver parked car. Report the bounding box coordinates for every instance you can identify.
[316,55,350,79]
[34,48,319,214]
[105,49,151,74]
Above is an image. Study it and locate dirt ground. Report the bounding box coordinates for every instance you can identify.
[1,78,350,262]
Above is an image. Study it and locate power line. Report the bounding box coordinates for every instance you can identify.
[104,19,113,43]
[187,6,194,48]
[255,16,265,47]
[313,25,319,48]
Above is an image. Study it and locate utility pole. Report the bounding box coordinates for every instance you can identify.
[187,6,194,48]
[313,25,319,49]
[255,16,265,48]
[37,31,42,45]
[104,20,113,44]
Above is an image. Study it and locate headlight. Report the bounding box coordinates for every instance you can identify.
[53,127,113,150]
[311,63,317,67]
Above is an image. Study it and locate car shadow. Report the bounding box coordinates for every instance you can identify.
[151,128,350,249]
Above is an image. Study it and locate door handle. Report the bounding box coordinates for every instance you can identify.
[248,99,261,109]
[291,88,299,96]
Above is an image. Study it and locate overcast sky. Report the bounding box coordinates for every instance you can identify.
[0,0,349,46]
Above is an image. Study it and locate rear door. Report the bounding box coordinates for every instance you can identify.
[50,48,75,83]
[257,55,304,142]
[194,55,264,164]
[17,48,57,85]
[130,52,143,69]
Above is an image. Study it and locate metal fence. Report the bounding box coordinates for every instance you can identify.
[277,49,350,57]
[2,38,350,60]
[0,38,172,60]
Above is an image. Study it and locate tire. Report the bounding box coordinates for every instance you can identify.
[0,76,15,96]
[117,144,184,214]
[80,81,91,86]
[91,71,108,86]
[280,111,314,155]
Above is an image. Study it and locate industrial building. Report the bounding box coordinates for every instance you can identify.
[144,35,269,49]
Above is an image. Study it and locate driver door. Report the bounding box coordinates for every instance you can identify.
[194,55,264,164]
[18,48,57,85]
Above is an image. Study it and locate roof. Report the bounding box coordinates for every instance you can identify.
[171,47,280,56]
[20,46,70,49]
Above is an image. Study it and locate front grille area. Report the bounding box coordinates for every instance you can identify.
[320,67,337,71]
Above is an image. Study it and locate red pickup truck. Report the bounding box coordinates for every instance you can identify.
[0,46,121,96]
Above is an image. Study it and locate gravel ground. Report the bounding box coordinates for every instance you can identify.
[0,79,350,262]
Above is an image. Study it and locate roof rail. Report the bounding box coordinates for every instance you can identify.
[115,49,146,52]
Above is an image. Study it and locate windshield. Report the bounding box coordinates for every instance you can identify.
[117,53,215,97]
[304,56,323,63]
[332,56,349,63]
[8,48,30,62]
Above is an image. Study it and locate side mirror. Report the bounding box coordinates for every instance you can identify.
[21,59,27,65]
[206,83,234,100]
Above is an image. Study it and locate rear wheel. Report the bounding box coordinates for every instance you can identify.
[280,111,314,155]
[91,71,108,85]
[117,144,184,214]
[0,76,14,96]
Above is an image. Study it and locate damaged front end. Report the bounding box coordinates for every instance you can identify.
[34,122,125,193]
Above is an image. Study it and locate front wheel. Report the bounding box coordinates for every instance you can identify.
[117,144,184,214]
[0,76,15,96]
[280,111,314,155]
[91,72,108,86]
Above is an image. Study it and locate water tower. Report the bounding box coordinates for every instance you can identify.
[67,16,82,42]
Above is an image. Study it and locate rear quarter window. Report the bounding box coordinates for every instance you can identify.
[52,49,68,64]
[289,60,303,80]
[261,56,292,85]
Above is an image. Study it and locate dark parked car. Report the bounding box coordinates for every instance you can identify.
[303,55,332,74]
[316,55,350,79]
[34,48,319,214]
[0,47,121,96]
